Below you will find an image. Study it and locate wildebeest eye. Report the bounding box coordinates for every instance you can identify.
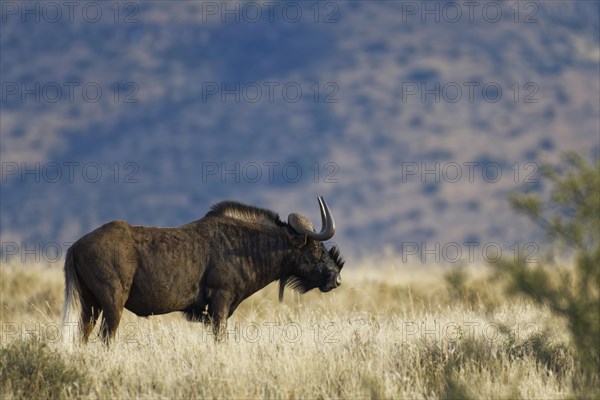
[311,243,322,257]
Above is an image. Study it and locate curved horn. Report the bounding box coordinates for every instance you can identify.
[318,196,328,230]
[288,196,336,241]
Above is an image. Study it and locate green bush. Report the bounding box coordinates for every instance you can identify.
[496,152,599,391]
[0,340,89,399]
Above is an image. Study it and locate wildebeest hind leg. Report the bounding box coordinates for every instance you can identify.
[99,304,123,345]
[81,304,101,343]
[97,291,125,345]
[79,281,102,343]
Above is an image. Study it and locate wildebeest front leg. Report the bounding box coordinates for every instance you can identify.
[209,289,232,342]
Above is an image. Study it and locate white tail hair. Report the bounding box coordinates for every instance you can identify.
[62,247,82,348]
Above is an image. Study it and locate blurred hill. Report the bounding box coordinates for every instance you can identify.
[1,1,599,262]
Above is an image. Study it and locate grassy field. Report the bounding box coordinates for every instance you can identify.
[0,260,595,399]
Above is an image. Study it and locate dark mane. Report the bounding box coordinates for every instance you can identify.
[206,201,287,228]
[328,245,345,269]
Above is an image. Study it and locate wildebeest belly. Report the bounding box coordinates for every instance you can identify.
[123,266,202,316]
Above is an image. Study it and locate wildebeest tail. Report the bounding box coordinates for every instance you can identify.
[62,246,82,347]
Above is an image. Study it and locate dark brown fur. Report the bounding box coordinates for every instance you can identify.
[63,201,344,344]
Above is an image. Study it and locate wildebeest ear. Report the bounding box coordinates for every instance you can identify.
[287,233,308,248]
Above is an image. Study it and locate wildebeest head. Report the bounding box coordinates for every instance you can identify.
[279,197,345,301]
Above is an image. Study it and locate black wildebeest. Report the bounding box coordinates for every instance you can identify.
[62,196,344,345]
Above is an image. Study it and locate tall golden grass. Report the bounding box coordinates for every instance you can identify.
[0,260,592,399]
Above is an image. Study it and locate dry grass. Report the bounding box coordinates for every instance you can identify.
[0,260,594,399]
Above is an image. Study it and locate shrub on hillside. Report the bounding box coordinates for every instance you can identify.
[495,152,599,391]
